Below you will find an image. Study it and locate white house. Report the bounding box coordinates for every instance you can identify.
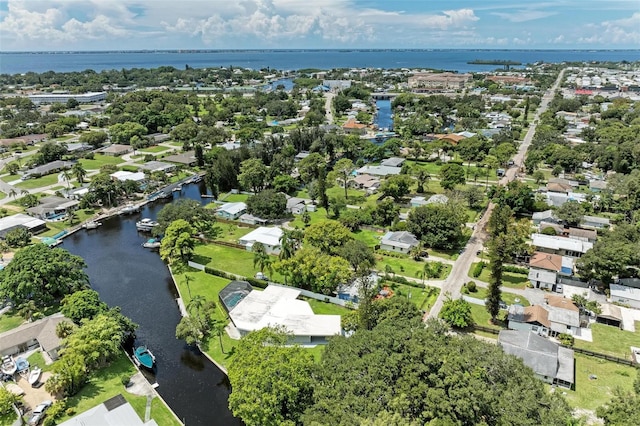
[355,165,401,177]
[531,234,592,258]
[227,284,342,344]
[238,226,283,254]
[110,171,146,183]
[216,202,247,220]
[286,197,307,215]
[380,231,419,253]
[609,284,640,309]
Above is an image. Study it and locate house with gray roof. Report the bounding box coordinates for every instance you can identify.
[27,196,80,221]
[581,215,610,230]
[216,202,247,220]
[138,160,176,173]
[609,284,640,309]
[286,197,307,215]
[380,231,419,253]
[380,157,405,168]
[0,313,71,360]
[0,213,46,237]
[355,165,401,177]
[23,160,74,179]
[498,330,574,389]
[58,394,159,426]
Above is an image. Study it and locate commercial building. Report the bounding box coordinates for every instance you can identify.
[408,72,472,92]
[28,91,107,105]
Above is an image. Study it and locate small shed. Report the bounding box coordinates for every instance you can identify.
[596,304,622,328]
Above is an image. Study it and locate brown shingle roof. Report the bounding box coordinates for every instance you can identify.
[522,305,550,328]
[342,119,366,130]
[529,252,563,272]
[543,295,579,312]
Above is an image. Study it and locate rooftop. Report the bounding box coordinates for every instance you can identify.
[217,202,247,215]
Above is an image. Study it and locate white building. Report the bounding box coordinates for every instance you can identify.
[609,284,640,310]
[531,234,593,258]
[28,91,107,105]
[216,202,247,220]
[228,285,342,344]
[0,213,47,237]
[110,171,146,183]
[238,226,283,254]
[380,231,419,253]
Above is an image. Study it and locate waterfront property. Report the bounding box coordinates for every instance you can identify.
[0,213,46,237]
[58,394,159,426]
[498,330,575,389]
[225,284,342,344]
[26,196,80,221]
[0,313,70,360]
[238,226,283,254]
[216,202,247,220]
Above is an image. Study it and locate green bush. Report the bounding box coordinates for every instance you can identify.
[466,281,477,292]
[503,265,528,275]
[557,333,574,347]
[472,262,486,278]
[121,375,131,386]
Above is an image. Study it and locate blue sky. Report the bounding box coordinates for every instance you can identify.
[1,0,639,51]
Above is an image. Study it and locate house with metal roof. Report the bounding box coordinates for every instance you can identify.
[498,330,574,389]
[22,160,74,179]
[216,202,247,220]
[531,234,592,258]
[227,284,342,344]
[355,165,402,177]
[380,231,419,253]
[26,196,80,221]
[0,213,46,237]
[380,157,405,168]
[609,284,640,309]
[238,226,283,254]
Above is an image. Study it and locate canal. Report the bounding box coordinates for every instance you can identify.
[60,183,241,426]
[374,99,393,131]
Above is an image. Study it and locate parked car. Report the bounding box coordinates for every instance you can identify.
[28,400,52,426]
[254,272,269,281]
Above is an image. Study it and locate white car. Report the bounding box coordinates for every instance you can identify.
[254,272,269,281]
[28,400,52,426]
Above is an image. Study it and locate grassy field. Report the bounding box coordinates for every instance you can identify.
[352,229,384,247]
[26,350,54,373]
[140,145,172,153]
[564,354,637,411]
[37,209,98,237]
[1,173,19,183]
[215,224,255,243]
[0,310,24,333]
[57,352,180,426]
[574,322,640,360]
[220,193,250,203]
[389,283,439,311]
[469,304,508,330]
[15,174,60,189]
[376,254,451,280]
[79,154,125,170]
[467,287,530,307]
[193,243,287,282]
[468,262,529,289]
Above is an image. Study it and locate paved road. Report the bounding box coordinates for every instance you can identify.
[427,68,566,320]
[324,92,335,124]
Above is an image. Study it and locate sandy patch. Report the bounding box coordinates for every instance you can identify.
[15,372,55,409]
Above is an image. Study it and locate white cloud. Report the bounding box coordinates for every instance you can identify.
[492,9,556,23]
[578,12,640,45]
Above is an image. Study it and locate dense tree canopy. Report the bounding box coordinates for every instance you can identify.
[407,201,467,250]
[0,244,88,307]
[155,199,218,237]
[61,289,108,324]
[246,189,288,219]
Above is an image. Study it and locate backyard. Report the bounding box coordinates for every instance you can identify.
[192,243,286,283]
[79,154,125,170]
[466,287,530,307]
[468,262,529,289]
[15,174,60,189]
[574,322,640,360]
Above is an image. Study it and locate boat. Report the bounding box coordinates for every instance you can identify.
[172,184,182,192]
[82,220,101,230]
[136,218,159,232]
[0,356,16,375]
[119,204,140,215]
[133,346,156,369]
[15,357,29,375]
[29,367,42,386]
[142,238,161,249]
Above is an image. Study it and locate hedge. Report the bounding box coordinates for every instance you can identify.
[472,262,486,278]
[203,266,269,289]
[503,265,528,275]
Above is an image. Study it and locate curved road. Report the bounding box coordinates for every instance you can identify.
[427,68,566,320]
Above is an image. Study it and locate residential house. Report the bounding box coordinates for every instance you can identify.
[101,144,132,157]
[410,196,428,208]
[216,202,247,220]
[238,213,268,226]
[355,165,401,177]
[596,303,623,328]
[0,213,47,238]
[508,304,551,336]
[0,313,71,360]
[563,227,597,243]
[533,210,558,226]
[498,330,575,389]
[58,395,159,426]
[581,215,610,230]
[528,251,574,292]
[286,197,307,215]
[528,269,558,292]
[110,171,146,183]
[531,234,593,258]
[294,151,311,162]
[609,284,640,309]
[27,196,79,221]
[22,160,74,179]
[342,118,367,135]
[138,160,176,174]
[426,194,449,205]
[546,181,573,194]
[225,284,342,344]
[336,273,380,304]
[380,231,419,253]
[352,174,380,193]
[238,226,283,255]
[164,150,197,166]
[543,295,581,336]
[380,157,405,168]
[544,191,587,208]
[589,180,607,192]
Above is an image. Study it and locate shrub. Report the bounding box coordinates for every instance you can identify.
[83,152,94,160]
[121,375,131,386]
[439,297,473,329]
[557,333,574,347]
[65,407,76,416]
[540,226,557,236]
[472,262,486,278]
[466,281,477,292]
[503,265,528,275]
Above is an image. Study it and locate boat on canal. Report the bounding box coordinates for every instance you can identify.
[133,346,156,369]
[0,355,16,375]
[119,204,140,215]
[82,220,101,230]
[142,238,161,250]
[136,218,159,232]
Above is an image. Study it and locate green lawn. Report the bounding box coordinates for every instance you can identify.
[220,193,249,203]
[140,145,171,153]
[79,154,125,170]
[466,287,530,307]
[376,254,451,280]
[57,352,180,426]
[574,322,640,360]
[26,350,53,372]
[288,208,331,228]
[15,174,60,189]
[468,262,528,289]
[469,304,508,330]
[305,298,351,315]
[193,243,286,282]
[389,283,439,311]
[37,209,98,237]
[564,354,637,411]
[215,224,255,243]
[0,310,24,333]
[352,229,383,247]
[1,173,19,183]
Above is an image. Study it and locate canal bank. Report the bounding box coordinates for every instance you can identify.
[60,182,241,426]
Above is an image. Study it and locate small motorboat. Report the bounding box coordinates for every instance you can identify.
[0,356,16,376]
[82,221,101,230]
[15,357,29,374]
[133,346,156,369]
[142,238,161,250]
[136,218,159,232]
[119,204,139,215]
[29,367,42,386]
[172,184,182,192]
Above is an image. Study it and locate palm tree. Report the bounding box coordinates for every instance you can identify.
[187,294,206,314]
[184,274,193,298]
[73,163,87,184]
[278,229,303,261]
[8,188,17,199]
[252,242,269,273]
[62,170,73,190]
[213,319,227,354]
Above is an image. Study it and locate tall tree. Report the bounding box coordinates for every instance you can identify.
[72,162,87,184]
[438,163,466,190]
[329,158,355,200]
[304,220,352,255]
[238,158,267,194]
[160,219,196,263]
